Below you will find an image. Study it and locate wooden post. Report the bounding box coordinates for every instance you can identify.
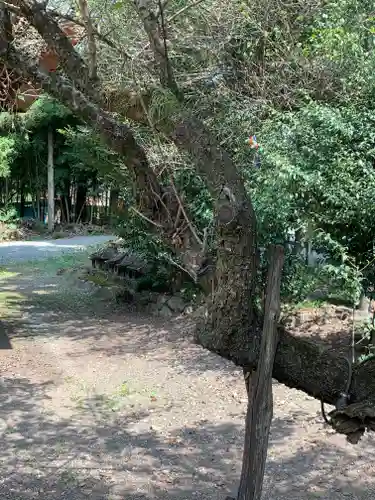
[47,126,54,232]
[237,244,284,500]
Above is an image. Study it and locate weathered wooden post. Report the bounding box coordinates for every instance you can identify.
[237,244,284,500]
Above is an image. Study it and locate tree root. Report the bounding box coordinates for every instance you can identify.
[328,398,375,443]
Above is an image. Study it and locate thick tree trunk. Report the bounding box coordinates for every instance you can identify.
[47,125,54,232]
[237,245,284,500]
[171,117,258,346]
[13,0,101,103]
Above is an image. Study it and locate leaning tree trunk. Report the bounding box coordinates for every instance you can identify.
[171,117,258,354]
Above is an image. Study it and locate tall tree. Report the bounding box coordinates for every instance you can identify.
[1,0,375,457]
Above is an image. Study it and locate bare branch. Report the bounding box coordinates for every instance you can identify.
[168,0,206,23]
[134,0,180,98]
[47,8,131,60]
[155,0,169,18]
[77,0,97,80]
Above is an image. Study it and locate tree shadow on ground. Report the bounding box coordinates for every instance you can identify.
[0,320,12,349]
[0,271,239,377]
[1,376,375,500]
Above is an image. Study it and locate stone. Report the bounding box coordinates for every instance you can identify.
[184,305,193,315]
[159,305,174,318]
[167,296,185,313]
[156,295,168,307]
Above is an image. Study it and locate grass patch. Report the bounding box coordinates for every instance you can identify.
[84,271,113,287]
[116,382,130,397]
[0,268,25,316]
[0,267,18,280]
[51,231,66,240]
[4,243,103,274]
[292,299,327,310]
[0,243,119,317]
[0,247,106,315]
[9,249,92,275]
[70,383,132,414]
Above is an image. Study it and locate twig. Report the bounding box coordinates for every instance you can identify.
[155,0,170,18]
[130,206,162,228]
[134,0,206,60]
[48,9,131,60]
[168,0,206,23]
[202,226,209,252]
[165,255,197,281]
[129,55,200,246]
[157,0,180,98]
[75,201,86,224]
[170,177,203,246]
[174,202,182,229]
[3,2,20,14]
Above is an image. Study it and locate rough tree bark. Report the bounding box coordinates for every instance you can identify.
[1,1,375,441]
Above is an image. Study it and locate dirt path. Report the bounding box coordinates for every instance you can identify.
[0,234,116,263]
[0,260,375,499]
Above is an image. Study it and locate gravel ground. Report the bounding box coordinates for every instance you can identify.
[0,235,116,263]
[0,261,374,499]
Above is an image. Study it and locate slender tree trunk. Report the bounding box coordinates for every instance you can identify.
[237,245,284,500]
[20,185,25,218]
[60,177,71,223]
[75,184,87,223]
[47,126,54,232]
[109,188,119,223]
[36,192,40,221]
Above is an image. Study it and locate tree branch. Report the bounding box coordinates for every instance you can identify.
[168,0,206,23]
[47,9,131,60]
[134,0,180,98]
[11,0,101,103]
[77,0,97,80]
